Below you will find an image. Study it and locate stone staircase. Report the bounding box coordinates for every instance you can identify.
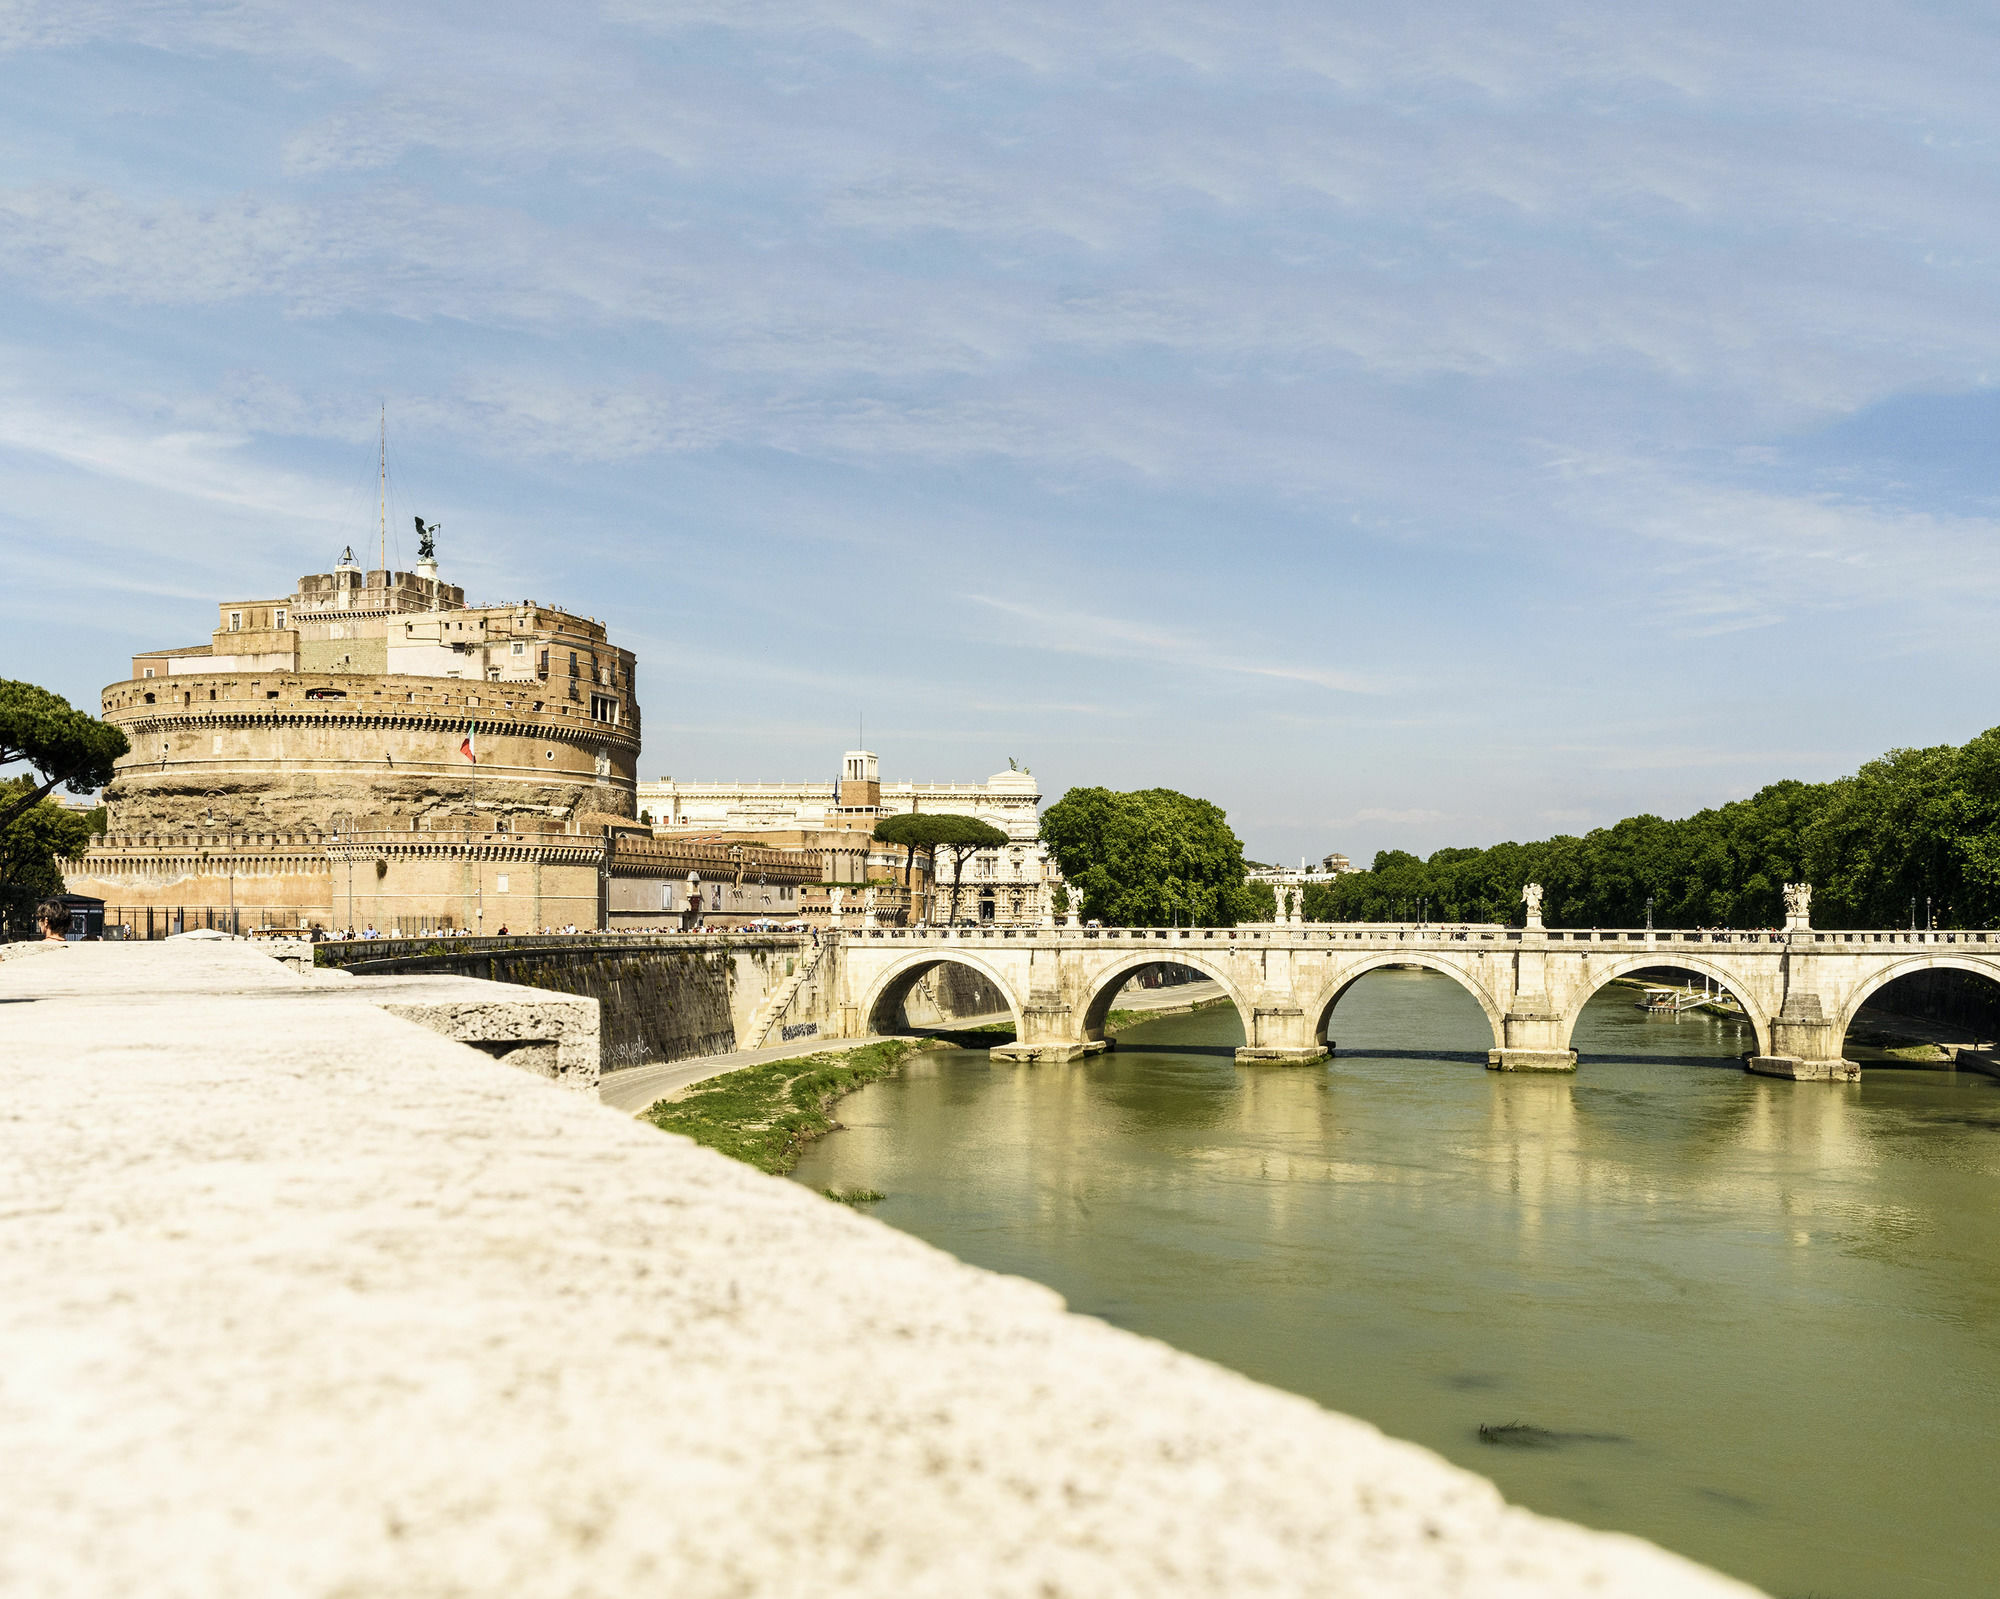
[743,942,828,1048]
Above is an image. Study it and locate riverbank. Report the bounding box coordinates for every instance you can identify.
[1606,974,1744,1021]
[636,982,1238,1175]
[597,1030,899,1113]
[1108,988,1232,1033]
[643,1038,939,1175]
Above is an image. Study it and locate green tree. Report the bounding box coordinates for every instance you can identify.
[1301,724,2000,931]
[872,812,943,888]
[1039,786,1255,926]
[0,680,129,835]
[928,815,1011,923]
[0,776,101,938]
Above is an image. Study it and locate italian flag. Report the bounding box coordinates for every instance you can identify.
[460,719,477,764]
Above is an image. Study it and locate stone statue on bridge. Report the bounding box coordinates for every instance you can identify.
[1784,882,1813,930]
[1521,882,1543,927]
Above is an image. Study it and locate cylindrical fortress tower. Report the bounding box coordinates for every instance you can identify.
[100,672,639,834]
[70,550,646,934]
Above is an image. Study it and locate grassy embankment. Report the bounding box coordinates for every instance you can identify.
[645,994,1245,1201]
[643,1039,926,1201]
[1105,994,1234,1033]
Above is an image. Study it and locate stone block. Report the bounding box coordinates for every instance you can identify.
[1487,1048,1579,1072]
[1235,1046,1330,1065]
[1745,1055,1861,1082]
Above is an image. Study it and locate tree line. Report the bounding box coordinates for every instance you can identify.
[1306,726,2000,930]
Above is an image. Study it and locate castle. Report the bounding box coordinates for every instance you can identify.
[70,547,809,933]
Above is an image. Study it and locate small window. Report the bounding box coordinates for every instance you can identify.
[569,652,578,676]
[511,641,524,656]
[228,611,242,631]
[144,692,155,704]
[274,609,286,629]
[142,666,155,679]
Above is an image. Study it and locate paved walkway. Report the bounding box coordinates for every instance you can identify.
[1108,977,1226,1014]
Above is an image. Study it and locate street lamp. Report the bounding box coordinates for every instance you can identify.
[1645,895,1654,931]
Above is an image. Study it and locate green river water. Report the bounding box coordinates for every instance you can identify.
[790,970,2000,1598]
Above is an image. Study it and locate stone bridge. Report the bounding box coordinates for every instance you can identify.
[827,914,2000,1081]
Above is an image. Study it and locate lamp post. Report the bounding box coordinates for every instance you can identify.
[1645,895,1654,931]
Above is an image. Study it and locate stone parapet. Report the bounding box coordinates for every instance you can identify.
[0,940,1758,1597]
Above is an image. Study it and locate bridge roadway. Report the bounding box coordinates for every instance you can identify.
[827,918,2000,1079]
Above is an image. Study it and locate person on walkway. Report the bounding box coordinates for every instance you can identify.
[37,901,68,942]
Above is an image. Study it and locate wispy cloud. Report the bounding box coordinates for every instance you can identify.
[967,596,1380,694]
[6,0,2000,866]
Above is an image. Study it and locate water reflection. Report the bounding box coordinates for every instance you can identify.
[794,970,2000,1598]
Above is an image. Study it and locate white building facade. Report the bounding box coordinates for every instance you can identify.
[637,752,1065,925]
[1247,852,1356,887]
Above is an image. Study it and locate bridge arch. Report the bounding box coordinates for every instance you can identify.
[1557,952,1774,1060]
[857,949,1027,1039]
[1833,952,2000,1046]
[1078,955,1253,1045]
[1304,955,1506,1054]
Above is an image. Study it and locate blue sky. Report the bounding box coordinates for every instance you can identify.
[4,2,2000,865]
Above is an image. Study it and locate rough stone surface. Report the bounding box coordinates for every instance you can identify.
[0,942,1762,1598]
[325,936,804,1069]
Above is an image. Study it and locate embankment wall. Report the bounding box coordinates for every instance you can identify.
[319,935,806,1070]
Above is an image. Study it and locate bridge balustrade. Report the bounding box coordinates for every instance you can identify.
[845,924,1997,948]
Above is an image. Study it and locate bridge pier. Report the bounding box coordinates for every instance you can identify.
[1234,1005,1327,1065]
[1488,1006,1577,1072]
[1747,996,1858,1081]
[988,1001,1109,1064]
